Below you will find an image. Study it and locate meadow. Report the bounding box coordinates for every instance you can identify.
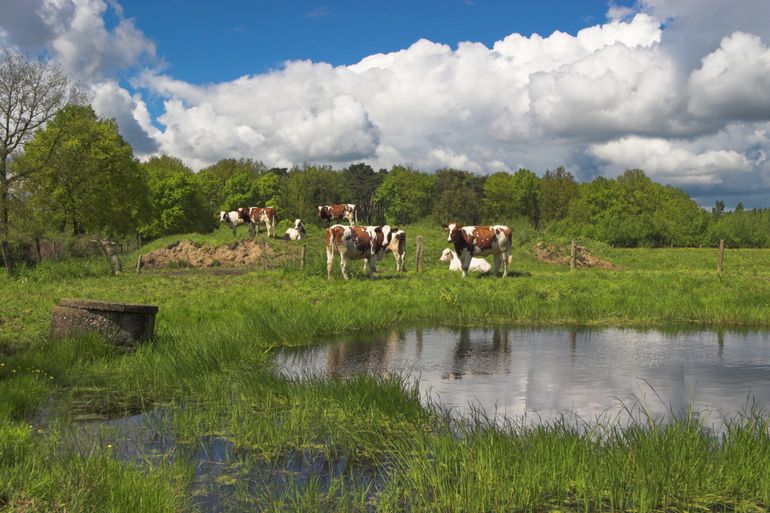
[1,221,770,512]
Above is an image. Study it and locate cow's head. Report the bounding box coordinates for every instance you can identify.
[219,211,228,222]
[439,248,454,262]
[317,205,326,217]
[443,223,461,243]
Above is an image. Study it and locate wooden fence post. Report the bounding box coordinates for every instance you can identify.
[136,254,143,274]
[570,240,577,272]
[300,244,307,270]
[416,236,424,272]
[717,239,724,273]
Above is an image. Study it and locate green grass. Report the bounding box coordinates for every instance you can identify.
[1,224,770,511]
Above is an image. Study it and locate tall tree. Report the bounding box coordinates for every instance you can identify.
[430,168,483,225]
[540,166,580,224]
[374,166,435,225]
[17,105,149,238]
[342,163,385,224]
[0,49,78,274]
[139,155,213,239]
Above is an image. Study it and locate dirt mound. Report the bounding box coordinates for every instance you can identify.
[533,241,614,269]
[140,240,269,269]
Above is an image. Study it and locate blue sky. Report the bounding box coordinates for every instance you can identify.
[118,1,635,83]
[2,0,770,207]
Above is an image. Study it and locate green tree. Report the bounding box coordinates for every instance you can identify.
[482,172,516,221]
[375,166,435,225]
[539,166,579,224]
[510,168,541,226]
[284,165,346,223]
[431,168,483,225]
[342,163,385,224]
[712,200,725,219]
[195,158,267,212]
[139,155,214,239]
[17,105,149,238]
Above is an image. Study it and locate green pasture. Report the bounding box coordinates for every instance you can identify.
[1,223,770,512]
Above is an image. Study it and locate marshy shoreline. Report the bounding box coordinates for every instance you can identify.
[2,227,770,512]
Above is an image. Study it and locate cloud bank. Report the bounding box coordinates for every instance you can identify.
[2,0,770,206]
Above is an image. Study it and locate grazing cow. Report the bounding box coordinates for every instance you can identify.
[317,204,357,226]
[440,248,491,274]
[219,208,251,237]
[247,207,277,238]
[283,219,306,241]
[325,224,399,279]
[442,223,512,277]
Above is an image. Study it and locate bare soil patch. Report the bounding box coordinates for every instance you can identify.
[533,241,614,269]
[140,240,271,269]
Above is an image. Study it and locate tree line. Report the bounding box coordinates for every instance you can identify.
[2,50,768,274]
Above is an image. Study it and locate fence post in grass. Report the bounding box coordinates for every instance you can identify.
[570,239,577,272]
[416,236,424,273]
[136,254,143,274]
[717,239,724,274]
[300,244,307,270]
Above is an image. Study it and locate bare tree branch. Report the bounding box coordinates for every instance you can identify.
[1,48,80,275]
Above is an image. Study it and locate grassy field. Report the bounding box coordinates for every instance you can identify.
[1,222,770,511]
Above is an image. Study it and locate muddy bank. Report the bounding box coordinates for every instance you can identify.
[533,241,614,268]
[140,240,269,269]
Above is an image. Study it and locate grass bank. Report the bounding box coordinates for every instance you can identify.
[1,224,770,511]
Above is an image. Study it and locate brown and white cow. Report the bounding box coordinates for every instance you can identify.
[442,223,512,277]
[317,204,357,226]
[247,206,277,238]
[219,208,251,237]
[325,224,403,279]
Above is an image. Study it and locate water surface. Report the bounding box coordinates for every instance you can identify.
[276,327,770,426]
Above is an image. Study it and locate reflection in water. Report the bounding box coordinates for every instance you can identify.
[277,327,770,427]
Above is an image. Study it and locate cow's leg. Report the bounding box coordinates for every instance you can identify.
[271,219,276,238]
[363,258,369,272]
[340,252,349,280]
[367,257,377,278]
[461,251,472,278]
[231,226,237,238]
[248,223,256,239]
[502,250,510,278]
[493,253,501,277]
[326,242,335,279]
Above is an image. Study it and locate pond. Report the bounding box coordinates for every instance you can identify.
[276,327,770,428]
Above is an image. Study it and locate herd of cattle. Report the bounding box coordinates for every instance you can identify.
[219,203,513,279]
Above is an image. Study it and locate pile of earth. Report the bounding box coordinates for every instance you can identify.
[533,241,614,269]
[140,240,270,269]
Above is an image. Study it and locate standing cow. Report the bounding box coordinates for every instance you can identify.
[219,208,251,237]
[248,207,277,238]
[326,224,404,279]
[318,204,357,226]
[442,223,512,277]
